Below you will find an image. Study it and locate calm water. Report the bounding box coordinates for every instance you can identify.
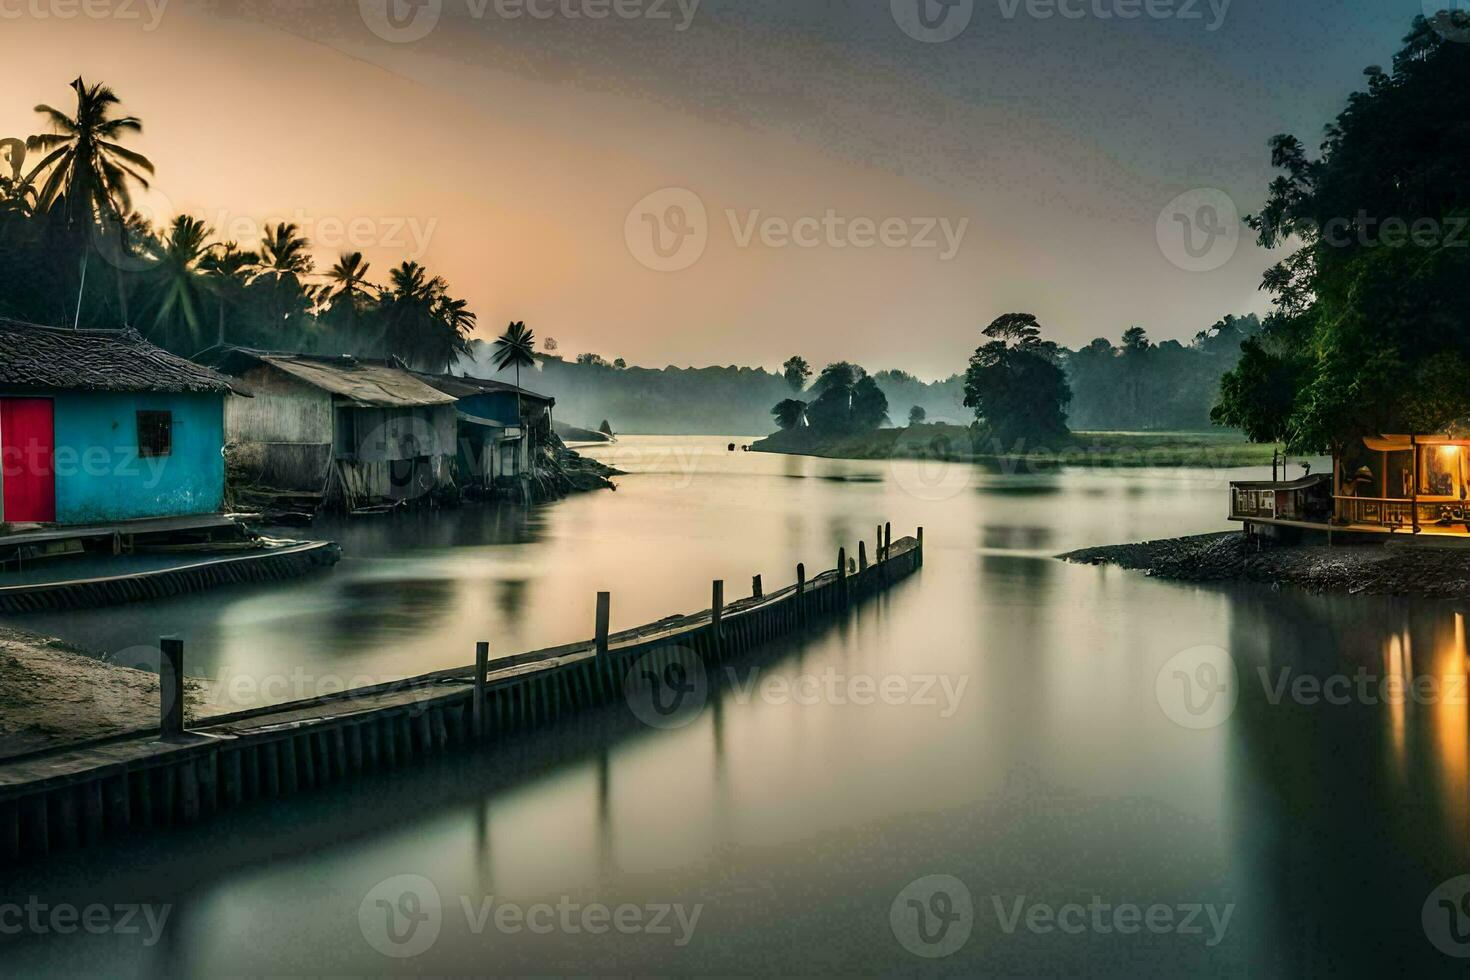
[6,436,1470,975]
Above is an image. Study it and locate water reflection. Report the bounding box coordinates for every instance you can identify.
[8,437,1470,974]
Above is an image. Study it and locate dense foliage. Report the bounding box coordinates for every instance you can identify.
[1213,15,1470,451]
[1065,315,1262,430]
[0,77,476,369]
[963,313,1072,446]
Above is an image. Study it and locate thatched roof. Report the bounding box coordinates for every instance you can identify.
[0,320,236,394]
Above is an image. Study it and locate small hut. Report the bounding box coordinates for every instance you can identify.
[203,349,458,509]
[0,320,235,525]
[413,372,555,492]
[1229,425,1470,537]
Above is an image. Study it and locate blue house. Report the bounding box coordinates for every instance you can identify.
[414,372,556,489]
[0,320,236,526]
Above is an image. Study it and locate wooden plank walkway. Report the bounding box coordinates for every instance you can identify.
[0,529,924,865]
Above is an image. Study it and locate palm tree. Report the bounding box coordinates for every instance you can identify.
[250,222,313,328]
[141,215,214,351]
[26,77,154,224]
[492,321,537,427]
[432,293,477,372]
[198,241,256,346]
[321,251,379,352]
[379,260,443,364]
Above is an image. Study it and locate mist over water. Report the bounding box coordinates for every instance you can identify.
[7,437,1469,975]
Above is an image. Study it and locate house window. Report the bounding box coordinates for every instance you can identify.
[137,410,172,458]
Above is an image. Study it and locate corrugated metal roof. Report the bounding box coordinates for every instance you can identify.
[415,371,555,406]
[207,349,456,408]
[0,319,236,394]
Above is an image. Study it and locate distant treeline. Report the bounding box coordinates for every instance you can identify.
[459,313,1260,435]
[1062,315,1262,431]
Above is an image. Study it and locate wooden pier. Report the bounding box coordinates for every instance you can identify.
[0,540,342,613]
[0,529,924,867]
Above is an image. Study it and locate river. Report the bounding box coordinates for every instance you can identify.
[5,435,1468,975]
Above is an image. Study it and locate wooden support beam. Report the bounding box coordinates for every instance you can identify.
[474,641,489,743]
[752,574,762,599]
[160,637,184,739]
[796,563,806,623]
[711,580,725,645]
[595,592,611,656]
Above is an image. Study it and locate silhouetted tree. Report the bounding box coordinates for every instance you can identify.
[964,313,1071,446]
[782,355,812,391]
[772,398,807,430]
[909,405,926,426]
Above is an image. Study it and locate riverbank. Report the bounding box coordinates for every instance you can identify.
[751,424,1281,469]
[0,626,212,760]
[1061,532,1470,598]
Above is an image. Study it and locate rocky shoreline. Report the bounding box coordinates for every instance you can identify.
[1061,532,1470,599]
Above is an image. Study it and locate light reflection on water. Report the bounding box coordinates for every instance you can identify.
[7,436,1470,976]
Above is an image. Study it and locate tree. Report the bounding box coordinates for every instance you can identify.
[772,398,807,430]
[811,361,864,395]
[909,405,927,426]
[850,376,890,431]
[492,320,537,425]
[26,77,153,224]
[251,222,313,329]
[199,241,256,347]
[805,385,853,435]
[1214,16,1470,451]
[963,313,1071,446]
[782,355,812,392]
[544,336,559,352]
[139,214,214,353]
[613,357,627,369]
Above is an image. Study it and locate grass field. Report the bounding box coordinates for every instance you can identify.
[751,424,1288,469]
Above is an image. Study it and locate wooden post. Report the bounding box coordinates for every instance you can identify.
[858,540,868,571]
[711,580,724,645]
[752,574,763,599]
[885,522,892,558]
[595,592,610,657]
[876,524,884,561]
[796,563,806,623]
[474,641,489,743]
[1411,436,1420,535]
[160,637,184,739]
[838,547,848,607]
[917,526,925,566]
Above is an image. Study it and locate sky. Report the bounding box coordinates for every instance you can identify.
[0,0,1431,378]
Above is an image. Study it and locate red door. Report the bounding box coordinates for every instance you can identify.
[1,398,55,523]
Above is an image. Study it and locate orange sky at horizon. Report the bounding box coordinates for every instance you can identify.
[0,2,1291,379]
